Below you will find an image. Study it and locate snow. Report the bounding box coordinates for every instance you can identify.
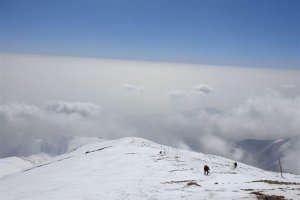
[0,153,53,177]
[0,136,102,178]
[0,157,33,178]
[0,137,299,200]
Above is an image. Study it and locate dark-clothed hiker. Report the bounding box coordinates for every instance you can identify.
[204,165,210,175]
[234,162,237,169]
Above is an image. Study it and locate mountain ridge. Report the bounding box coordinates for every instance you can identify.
[1,137,299,200]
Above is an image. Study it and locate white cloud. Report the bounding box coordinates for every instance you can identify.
[125,93,300,145]
[0,103,41,121]
[0,101,132,157]
[216,93,300,140]
[121,84,145,93]
[193,84,214,94]
[44,101,102,117]
[167,90,187,99]
[198,134,244,161]
[280,84,296,89]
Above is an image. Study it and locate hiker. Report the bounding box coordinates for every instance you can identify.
[204,165,210,175]
[234,162,237,169]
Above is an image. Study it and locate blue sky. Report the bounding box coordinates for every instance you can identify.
[0,0,299,68]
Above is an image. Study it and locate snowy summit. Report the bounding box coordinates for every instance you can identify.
[0,137,299,200]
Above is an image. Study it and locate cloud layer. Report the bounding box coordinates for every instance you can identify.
[1,92,300,173]
[0,102,132,157]
[44,101,102,117]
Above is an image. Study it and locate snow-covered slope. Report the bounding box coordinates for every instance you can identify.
[0,136,103,178]
[0,153,53,177]
[0,137,299,200]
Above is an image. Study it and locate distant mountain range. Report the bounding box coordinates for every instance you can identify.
[235,138,296,173]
